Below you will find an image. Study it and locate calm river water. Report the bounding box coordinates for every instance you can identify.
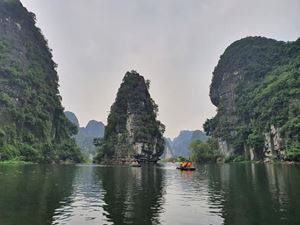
[0,163,299,225]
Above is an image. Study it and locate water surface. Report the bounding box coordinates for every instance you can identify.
[0,163,299,225]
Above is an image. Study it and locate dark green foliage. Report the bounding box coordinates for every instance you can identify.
[190,138,219,162]
[203,118,218,136]
[93,137,113,162]
[236,45,300,160]
[0,0,83,163]
[210,36,285,106]
[95,71,165,163]
[285,143,300,161]
[208,36,300,161]
[176,156,187,162]
[246,130,264,151]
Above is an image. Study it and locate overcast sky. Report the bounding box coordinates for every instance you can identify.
[20,0,300,138]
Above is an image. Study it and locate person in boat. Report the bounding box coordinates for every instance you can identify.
[186,161,193,168]
[180,161,193,168]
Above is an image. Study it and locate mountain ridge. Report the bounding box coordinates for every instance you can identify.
[162,130,208,159]
[64,111,105,156]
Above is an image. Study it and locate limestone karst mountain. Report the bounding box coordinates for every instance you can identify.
[205,36,300,161]
[0,0,82,162]
[94,71,165,163]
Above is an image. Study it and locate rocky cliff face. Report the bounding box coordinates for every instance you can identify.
[94,71,165,163]
[206,36,300,161]
[0,0,82,162]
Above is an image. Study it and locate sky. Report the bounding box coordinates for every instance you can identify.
[20,0,300,138]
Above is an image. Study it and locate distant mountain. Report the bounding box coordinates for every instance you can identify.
[76,121,105,156]
[169,130,208,158]
[171,131,194,157]
[84,120,105,137]
[64,110,207,160]
[191,130,209,142]
[64,111,79,127]
[64,112,105,156]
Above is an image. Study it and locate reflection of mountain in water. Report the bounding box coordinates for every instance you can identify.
[2,164,299,225]
[205,164,300,225]
[95,166,166,225]
[52,165,110,225]
[0,165,77,225]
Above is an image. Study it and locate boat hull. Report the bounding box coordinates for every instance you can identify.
[176,167,196,171]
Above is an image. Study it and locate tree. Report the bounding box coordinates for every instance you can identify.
[190,138,219,162]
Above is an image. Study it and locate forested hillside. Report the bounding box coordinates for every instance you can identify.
[205,37,300,161]
[0,0,83,163]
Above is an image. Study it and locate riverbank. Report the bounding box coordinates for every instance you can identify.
[0,160,34,165]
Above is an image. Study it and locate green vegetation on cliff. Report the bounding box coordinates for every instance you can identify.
[94,71,165,163]
[0,0,83,163]
[205,37,300,161]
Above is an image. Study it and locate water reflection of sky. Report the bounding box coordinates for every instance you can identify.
[159,165,224,225]
[52,165,111,225]
[46,163,300,225]
[51,164,225,225]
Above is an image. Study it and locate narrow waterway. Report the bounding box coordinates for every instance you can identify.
[0,163,299,225]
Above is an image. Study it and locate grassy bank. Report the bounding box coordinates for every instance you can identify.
[0,160,34,165]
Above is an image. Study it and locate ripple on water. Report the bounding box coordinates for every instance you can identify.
[22,163,298,225]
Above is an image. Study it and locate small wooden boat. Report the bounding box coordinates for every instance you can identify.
[176,167,196,171]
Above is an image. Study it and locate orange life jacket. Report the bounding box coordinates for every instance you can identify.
[187,162,192,168]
